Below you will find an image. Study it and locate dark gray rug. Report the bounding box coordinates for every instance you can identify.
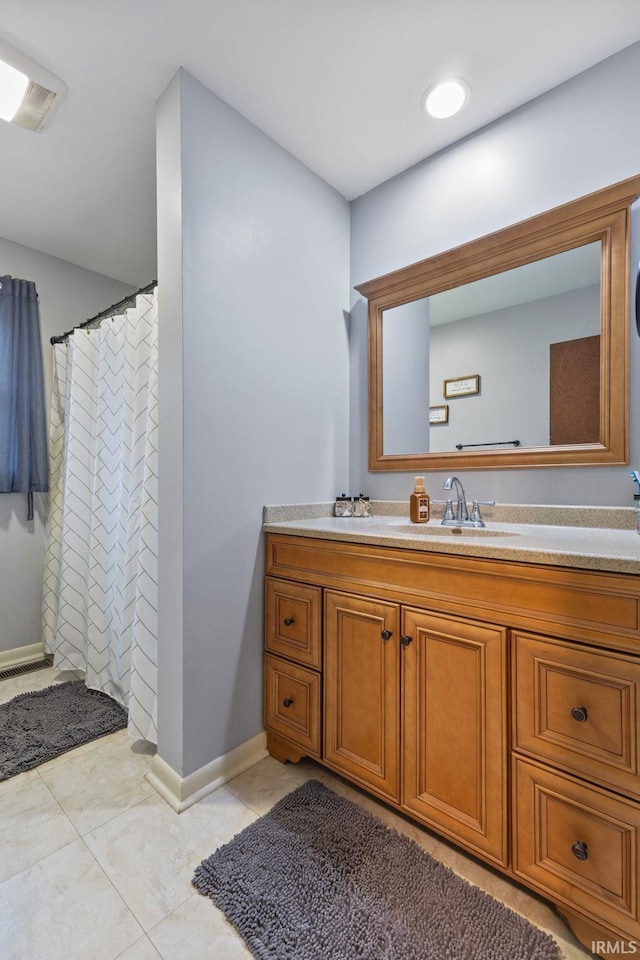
[0,680,128,780]
[193,779,561,960]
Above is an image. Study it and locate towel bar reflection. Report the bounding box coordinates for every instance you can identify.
[455,440,520,450]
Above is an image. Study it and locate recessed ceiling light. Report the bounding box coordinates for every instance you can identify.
[422,78,470,120]
[0,38,66,132]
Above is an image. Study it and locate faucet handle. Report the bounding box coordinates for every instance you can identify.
[432,499,456,519]
[443,499,455,521]
[470,499,495,523]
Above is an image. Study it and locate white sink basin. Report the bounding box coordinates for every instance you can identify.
[368,521,520,538]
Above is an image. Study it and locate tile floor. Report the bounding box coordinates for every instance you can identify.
[0,666,595,959]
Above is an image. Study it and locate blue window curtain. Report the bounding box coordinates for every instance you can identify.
[0,276,49,520]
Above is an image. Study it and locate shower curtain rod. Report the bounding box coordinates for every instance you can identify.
[50,279,157,345]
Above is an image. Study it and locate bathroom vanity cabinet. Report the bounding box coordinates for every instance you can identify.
[264,530,640,956]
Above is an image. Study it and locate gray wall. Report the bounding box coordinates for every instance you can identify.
[383,298,430,454]
[156,74,185,773]
[0,238,134,654]
[428,285,600,452]
[350,40,640,507]
[156,70,350,776]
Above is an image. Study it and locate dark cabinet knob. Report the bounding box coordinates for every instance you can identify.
[400,635,413,647]
[571,706,588,723]
[381,629,393,641]
[571,841,588,861]
[282,698,294,708]
[283,617,295,627]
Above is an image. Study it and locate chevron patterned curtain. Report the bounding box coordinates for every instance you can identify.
[42,289,158,743]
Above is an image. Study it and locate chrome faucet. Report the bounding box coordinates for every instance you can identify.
[443,476,469,523]
[440,476,495,528]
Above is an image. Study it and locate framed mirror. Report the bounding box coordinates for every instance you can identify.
[355,175,640,471]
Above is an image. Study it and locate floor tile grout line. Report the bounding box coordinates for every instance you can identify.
[0,773,80,888]
[0,729,133,798]
[34,766,82,835]
[77,834,147,952]
[80,786,265,938]
[0,833,85,890]
[143,888,200,939]
[85,808,203,938]
[65,780,158,840]
[34,741,157,837]
[113,932,159,960]
[143,891,206,958]
[215,784,269,820]
[34,728,131,776]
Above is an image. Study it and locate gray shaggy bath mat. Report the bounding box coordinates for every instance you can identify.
[0,680,127,779]
[193,778,561,960]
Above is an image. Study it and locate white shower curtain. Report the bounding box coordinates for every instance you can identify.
[42,289,158,743]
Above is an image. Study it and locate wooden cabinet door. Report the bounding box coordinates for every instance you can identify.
[401,608,508,867]
[324,591,400,802]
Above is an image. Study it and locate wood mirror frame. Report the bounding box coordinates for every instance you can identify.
[355,175,640,471]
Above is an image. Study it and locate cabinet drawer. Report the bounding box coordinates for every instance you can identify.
[265,577,322,669]
[513,633,640,797]
[513,757,640,937]
[264,654,320,757]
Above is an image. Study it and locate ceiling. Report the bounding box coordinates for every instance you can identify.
[430,243,601,326]
[2,1,640,288]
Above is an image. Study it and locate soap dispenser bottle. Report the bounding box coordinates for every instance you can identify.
[410,477,430,523]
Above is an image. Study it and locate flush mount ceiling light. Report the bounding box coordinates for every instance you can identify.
[422,78,470,119]
[0,38,66,132]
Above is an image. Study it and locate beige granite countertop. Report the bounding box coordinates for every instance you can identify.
[263,502,640,575]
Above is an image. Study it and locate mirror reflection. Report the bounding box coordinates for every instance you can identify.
[382,243,601,456]
[359,176,640,470]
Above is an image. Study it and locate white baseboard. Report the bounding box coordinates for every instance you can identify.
[0,642,46,672]
[146,731,268,813]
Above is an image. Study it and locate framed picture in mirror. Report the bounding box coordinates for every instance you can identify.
[443,375,480,399]
[429,404,449,424]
